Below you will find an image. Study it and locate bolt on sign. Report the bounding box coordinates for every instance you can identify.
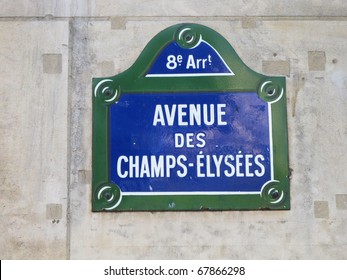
[92,23,290,211]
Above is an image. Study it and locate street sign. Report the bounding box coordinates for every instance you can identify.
[92,23,290,211]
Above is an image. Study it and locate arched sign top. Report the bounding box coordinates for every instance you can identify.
[107,23,272,92]
[92,23,290,212]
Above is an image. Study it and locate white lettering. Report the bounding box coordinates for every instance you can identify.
[174,133,185,148]
[245,154,254,177]
[117,156,128,178]
[164,104,176,126]
[165,155,176,177]
[150,155,164,177]
[176,155,188,177]
[116,154,266,179]
[224,155,235,177]
[186,55,196,69]
[186,55,208,69]
[254,154,266,177]
[189,104,201,125]
[129,155,139,178]
[206,155,215,177]
[153,103,227,127]
[196,154,205,177]
[152,104,165,126]
[177,104,188,126]
[196,132,206,148]
[186,133,194,147]
[212,155,223,177]
[203,104,215,126]
[236,154,244,177]
[217,104,227,125]
[139,156,150,177]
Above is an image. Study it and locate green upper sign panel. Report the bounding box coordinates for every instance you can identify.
[92,23,290,211]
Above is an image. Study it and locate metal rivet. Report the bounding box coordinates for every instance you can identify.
[104,192,112,200]
[185,34,192,41]
[271,190,279,199]
[267,89,275,96]
[104,89,113,96]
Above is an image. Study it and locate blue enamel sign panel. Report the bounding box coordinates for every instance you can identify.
[92,24,290,211]
[110,92,271,193]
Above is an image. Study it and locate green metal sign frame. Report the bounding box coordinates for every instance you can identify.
[92,23,290,211]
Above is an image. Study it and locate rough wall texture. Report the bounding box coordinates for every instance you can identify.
[1,1,346,259]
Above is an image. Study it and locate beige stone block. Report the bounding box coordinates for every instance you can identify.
[43,54,62,74]
[308,51,326,71]
[111,17,127,30]
[100,61,115,76]
[314,201,329,219]
[46,204,63,220]
[78,170,91,184]
[336,194,347,210]
[241,17,257,29]
[262,60,290,76]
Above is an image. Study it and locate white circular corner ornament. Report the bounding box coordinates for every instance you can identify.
[97,185,123,210]
[259,80,284,104]
[94,79,112,97]
[260,180,286,205]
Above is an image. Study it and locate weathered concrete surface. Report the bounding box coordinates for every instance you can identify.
[2,1,347,17]
[93,0,347,17]
[0,0,91,17]
[1,1,347,260]
[0,21,69,259]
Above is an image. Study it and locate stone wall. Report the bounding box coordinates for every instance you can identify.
[1,1,347,259]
